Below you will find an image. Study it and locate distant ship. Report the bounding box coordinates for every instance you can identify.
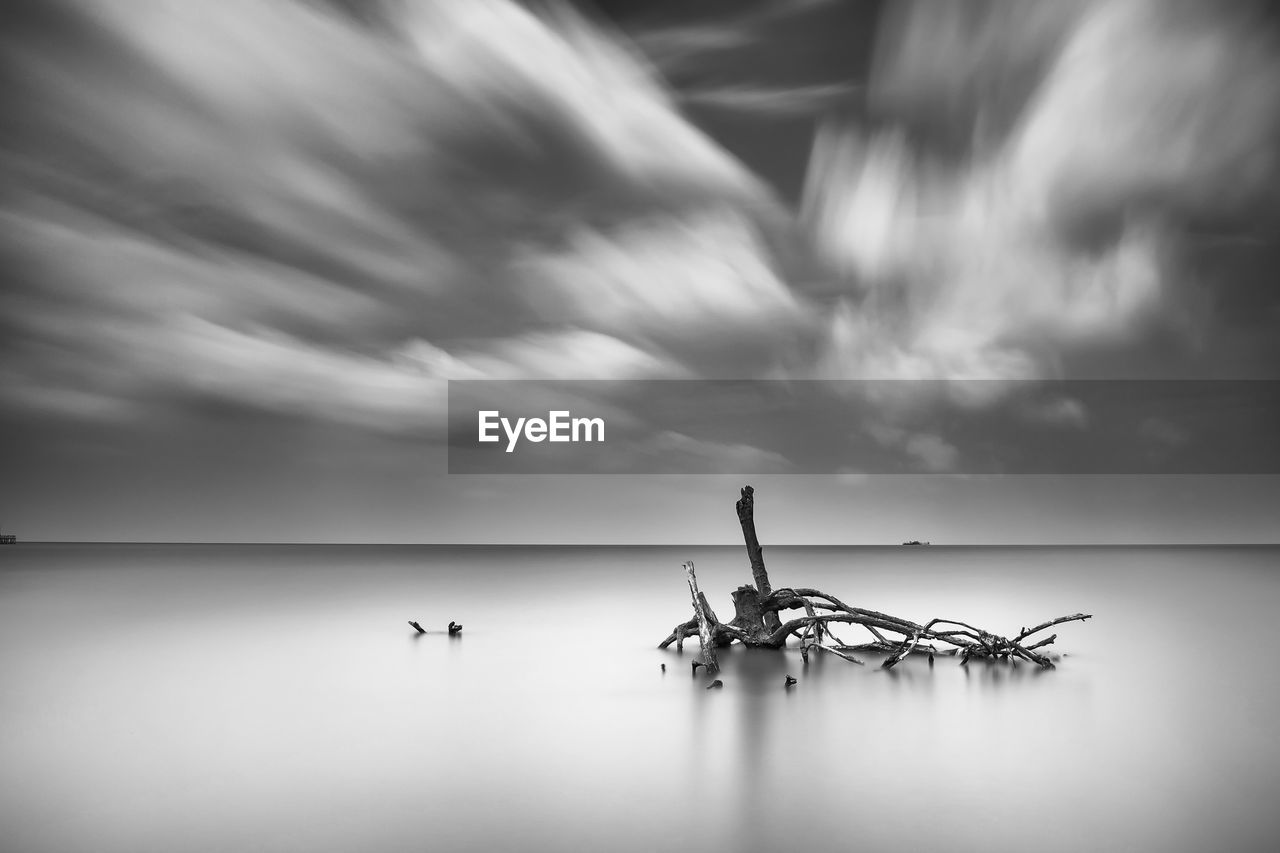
[0,524,15,544]
[901,540,931,546]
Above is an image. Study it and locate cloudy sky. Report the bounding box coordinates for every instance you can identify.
[2,0,1278,543]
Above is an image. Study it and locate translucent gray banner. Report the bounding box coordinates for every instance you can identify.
[447,380,1280,474]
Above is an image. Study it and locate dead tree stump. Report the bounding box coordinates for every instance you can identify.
[660,486,1091,670]
[685,561,720,675]
[736,486,781,633]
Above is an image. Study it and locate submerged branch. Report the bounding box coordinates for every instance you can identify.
[658,486,1092,671]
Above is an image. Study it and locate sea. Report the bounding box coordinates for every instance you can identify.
[2,544,1278,853]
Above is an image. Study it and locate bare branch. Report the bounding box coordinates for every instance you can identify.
[1015,614,1093,643]
[658,488,1091,672]
[685,561,719,675]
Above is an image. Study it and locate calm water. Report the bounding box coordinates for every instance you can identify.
[2,544,1279,852]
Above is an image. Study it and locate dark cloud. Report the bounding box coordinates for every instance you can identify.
[1,0,788,434]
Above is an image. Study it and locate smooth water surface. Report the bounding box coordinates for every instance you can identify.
[2,544,1279,852]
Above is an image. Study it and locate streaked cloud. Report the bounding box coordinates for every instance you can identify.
[515,209,813,377]
[0,0,781,458]
[680,82,861,117]
[607,430,792,475]
[801,0,1280,389]
[2,0,1277,483]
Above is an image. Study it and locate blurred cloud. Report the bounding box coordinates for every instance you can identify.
[1020,397,1090,430]
[2,0,1278,482]
[515,209,813,377]
[802,0,1280,391]
[865,422,960,474]
[681,82,861,117]
[605,430,792,475]
[0,0,784,458]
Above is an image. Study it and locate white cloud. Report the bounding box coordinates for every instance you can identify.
[391,0,768,203]
[803,125,1167,382]
[1,0,782,433]
[516,209,812,374]
[681,83,861,117]
[801,0,1280,389]
[399,330,688,382]
[1009,0,1280,225]
[164,319,443,432]
[4,0,1276,448]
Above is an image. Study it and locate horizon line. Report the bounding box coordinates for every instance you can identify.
[4,540,1278,548]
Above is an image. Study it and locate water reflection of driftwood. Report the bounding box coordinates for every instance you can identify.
[660,486,1091,676]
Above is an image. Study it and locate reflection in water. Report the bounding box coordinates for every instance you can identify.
[1,544,1279,852]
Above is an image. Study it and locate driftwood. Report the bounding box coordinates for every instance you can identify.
[684,561,720,674]
[660,486,1091,670]
[408,620,463,635]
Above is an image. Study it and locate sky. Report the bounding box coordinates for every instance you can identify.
[1,0,1278,543]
